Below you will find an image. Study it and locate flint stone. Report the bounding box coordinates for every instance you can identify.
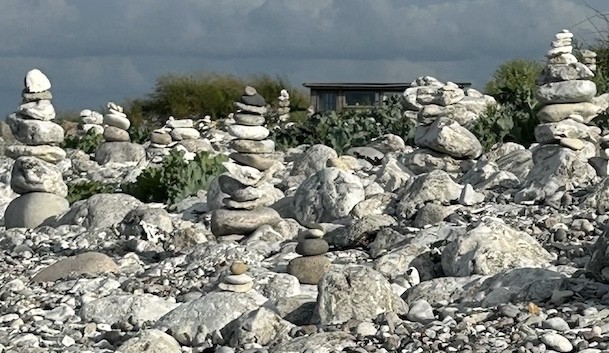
[150,131,172,145]
[211,207,281,236]
[50,193,143,229]
[104,112,130,130]
[32,252,118,282]
[155,291,265,345]
[537,102,601,123]
[442,218,554,277]
[234,113,266,126]
[415,118,482,158]
[5,145,66,163]
[534,118,600,143]
[103,126,130,142]
[227,124,270,140]
[166,118,193,128]
[235,101,268,115]
[170,127,200,140]
[4,192,69,229]
[25,69,51,93]
[18,100,56,120]
[230,139,275,153]
[230,152,277,171]
[11,156,67,196]
[95,142,146,165]
[22,89,52,102]
[313,265,407,325]
[293,167,365,225]
[7,113,64,145]
[81,294,179,326]
[536,80,597,104]
[537,63,595,84]
[241,93,266,107]
[117,329,181,353]
[396,170,463,220]
[221,307,294,347]
[290,144,338,177]
[296,238,329,256]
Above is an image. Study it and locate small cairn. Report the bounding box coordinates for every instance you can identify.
[218,261,253,292]
[150,117,201,148]
[277,89,291,122]
[287,228,331,285]
[516,29,599,201]
[210,86,283,237]
[79,109,104,135]
[4,69,69,229]
[103,102,131,142]
[580,49,597,72]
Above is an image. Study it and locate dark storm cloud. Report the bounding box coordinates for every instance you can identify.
[0,0,606,112]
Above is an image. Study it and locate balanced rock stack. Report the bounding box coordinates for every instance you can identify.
[4,69,69,229]
[103,102,130,142]
[218,261,253,292]
[277,89,291,122]
[150,116,201,149]
[287,228,331,285]
[210,86,284,237]
[405,76,489,162]
[580,49,597,72]
[515,30,599,202]
[79,109,104,135]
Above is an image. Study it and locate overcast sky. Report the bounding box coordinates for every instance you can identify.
[1,0,608,114]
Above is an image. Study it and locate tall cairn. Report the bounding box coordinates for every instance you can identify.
[515,29,599,202]
[4,69,69,229]
[210,86,283,237]
[277,89,291,122]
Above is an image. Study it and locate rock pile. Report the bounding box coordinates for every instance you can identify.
[516,30,599,202]
[288,228,331,284]
[580,49,597,72]
[4,69,69,228]
[277,89,291,122]
[210,86,283,237]
[103,102,130,142]
[94,103,146,165]
[218,261,254,292]
[79,109,104,135]
[150,117,201,148]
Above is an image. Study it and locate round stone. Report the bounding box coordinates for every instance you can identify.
[230,153,277,171]
[150,131,172,145]
[244,86,257,96]
[25,69,51,93]
[287,255,331,285]
[227,124,270,140]
[4,192,69,229]
[230,139,275,154]
[234,113,266,126]
[230,262,248,275]
[224,274,253,285]
[296,238,329,256]
[103,126,130,142]
[104,112,130,130]
[170,128,200,141]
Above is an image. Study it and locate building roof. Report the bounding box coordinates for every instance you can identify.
[302,82,472,90]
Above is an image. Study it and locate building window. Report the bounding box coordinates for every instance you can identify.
[344,91,377,107]
[318,90,337,112]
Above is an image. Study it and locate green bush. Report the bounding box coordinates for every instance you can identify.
[67,180,117,204]
[271,96,414,154]
[128,122,151,144]
[122,149,227,205]
[61,129,104,154]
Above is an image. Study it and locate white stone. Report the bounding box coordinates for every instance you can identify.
[107,102,123,113]
[18,100,56,121]
[547,46,572,57]
[80,109,92,117]
[547,53,578,65]
[83,124,105,135]
[104,112,130,130]
[540,333,573,352]
[25,69,51,93]
[170,127,200,140]
[166,118,194,128]
[227,124,270,140]
[224,274,253,285]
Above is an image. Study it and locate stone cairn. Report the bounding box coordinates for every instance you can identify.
[515,30,600,201]
[218,261,253,292]
[277,89,291,122]
[150,116,201,149]
[103,102,131,142]
[287,228,331,285]
[79,109,104,135]
[580,49,597,72]
[4,69,69,229]
[210,86,283,237]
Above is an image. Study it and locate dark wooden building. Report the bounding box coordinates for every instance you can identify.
[303,82,471,113]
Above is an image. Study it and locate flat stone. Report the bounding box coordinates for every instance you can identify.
[166,118,194,128]
[241,93,266,107]
[4,192,69,229]
[559,138,586,150]
[537,102,601,123]
[537,63,595,84]
[170,127,200,140]
[25,69,51,93]
[31,252,119,282]
[104,126,130,142]
[287,255,331,284]
[22,89,52,102]
[150,131,172,145]
[234,101,268,115]
[296,238,329,256]
[230,153,278,171]
[230,139,275,154]
[104,112,130,130]
[11,156,67,196]
[7,113,64,145]
[234,113,266,126]
[227,124,270,140]
[244,86,257,96]
[224,274,253,285]
[210,207,281,236]
[5,145,66,163]
[18,100,56,120]
[414,117,482,159]
[536,80,597,104]
[540,332,573,352]
[218,281,253,293]
[547,53,578,65]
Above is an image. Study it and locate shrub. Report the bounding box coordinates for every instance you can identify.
[122,149,227,205]
[61,129,104,154]
[128,122,151,144]
[67,180,117,204]
[271,96,414,154]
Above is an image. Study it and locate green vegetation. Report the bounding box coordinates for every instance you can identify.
[67,180,117,204]
[271,96,414,154]
[122,149,227,205]
[61,129,104,154]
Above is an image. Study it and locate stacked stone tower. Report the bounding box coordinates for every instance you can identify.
[4,69,69,228]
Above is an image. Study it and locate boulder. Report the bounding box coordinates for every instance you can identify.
[535,80,597,104]
[32,252,118,282]
[50,193,143,229]
[95,142,146,165]
[11,156,67,196]
[4,192,69,229]
[7,113,64,145]
[415,118,482,158]
[221,307,295,347]
[211,207,281,236]
[290,144,338,177]
[5,145,66,163]
[396,170,463,220]
[25,69,51,93]
[80,294,179,326]
[537,102,602,123]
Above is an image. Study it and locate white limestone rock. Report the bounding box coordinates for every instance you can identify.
[24,69,51,93]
